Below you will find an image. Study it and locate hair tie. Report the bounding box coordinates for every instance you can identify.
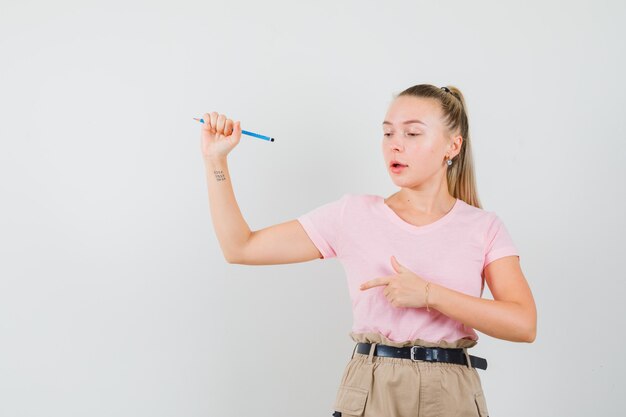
[441,86,450,93]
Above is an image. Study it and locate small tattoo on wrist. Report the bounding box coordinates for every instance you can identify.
[214,170,226,181]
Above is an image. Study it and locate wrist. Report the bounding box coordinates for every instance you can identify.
[204,155,228,167]
[426,282,441,311]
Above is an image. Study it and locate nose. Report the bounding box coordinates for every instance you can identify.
[388,137,403,152]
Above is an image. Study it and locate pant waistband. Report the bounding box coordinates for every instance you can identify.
[354,342,488,370]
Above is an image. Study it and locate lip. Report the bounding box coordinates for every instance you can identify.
[389,159,408,168]
[390,165,407,174]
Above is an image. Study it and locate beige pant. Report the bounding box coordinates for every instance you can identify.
[332,332,489,417]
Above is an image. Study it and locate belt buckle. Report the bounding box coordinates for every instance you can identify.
[410,346,438,362]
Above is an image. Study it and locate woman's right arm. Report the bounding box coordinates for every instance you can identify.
[201,112,322,265]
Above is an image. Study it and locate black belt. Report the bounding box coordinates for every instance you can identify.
[355,342,488,370]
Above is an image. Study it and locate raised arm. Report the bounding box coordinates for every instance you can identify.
[201,112,321,265]
[204,157,322,264]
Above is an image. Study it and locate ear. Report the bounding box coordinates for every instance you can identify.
[449,134,463,157]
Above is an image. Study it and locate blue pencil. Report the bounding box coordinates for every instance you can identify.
[193,118,275,142]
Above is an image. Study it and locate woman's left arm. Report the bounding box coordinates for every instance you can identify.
[430,255,537,343]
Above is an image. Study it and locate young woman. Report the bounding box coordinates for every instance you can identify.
[200,83,537,417]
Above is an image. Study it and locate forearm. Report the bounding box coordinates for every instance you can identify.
[203,156,251,262]
[429,283,534,343]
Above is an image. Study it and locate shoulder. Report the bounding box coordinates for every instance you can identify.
[335,192,379,207]
[343,192,378,203]
[458,200,517,247]
[344,193,389,213]
[454,198,504,230]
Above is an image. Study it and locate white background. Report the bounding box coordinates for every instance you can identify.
[1,0,624,416]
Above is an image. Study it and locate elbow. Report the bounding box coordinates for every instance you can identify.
[224,252,241,264]
[224,242,249,264]
[225,256,242,264]
[524,322,537,343]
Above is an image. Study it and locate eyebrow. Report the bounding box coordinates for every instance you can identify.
[382,119,427,127]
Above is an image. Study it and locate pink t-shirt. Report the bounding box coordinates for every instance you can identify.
[297,193,519,345]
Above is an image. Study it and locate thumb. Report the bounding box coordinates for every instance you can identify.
[233,121,242,141]
[391,255,406,273]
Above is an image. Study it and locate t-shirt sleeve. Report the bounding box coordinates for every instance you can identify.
[483,214,520,270]
[296,193,349,259]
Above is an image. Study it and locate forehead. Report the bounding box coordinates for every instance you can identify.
[383,96,441,128]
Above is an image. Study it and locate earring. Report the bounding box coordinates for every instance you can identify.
[446,156,453,166]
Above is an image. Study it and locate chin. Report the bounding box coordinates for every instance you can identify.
[390,178,412,185]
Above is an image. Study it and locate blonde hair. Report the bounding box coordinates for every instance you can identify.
[395,84,482,209]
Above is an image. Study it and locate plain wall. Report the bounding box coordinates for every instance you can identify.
[1,0,624,416]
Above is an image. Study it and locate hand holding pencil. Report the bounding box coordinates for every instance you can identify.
[198,112,242,161]
[196,112,275,161]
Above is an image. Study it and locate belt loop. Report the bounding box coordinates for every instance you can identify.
[463,347,473,369]
[351,343,358,359]
[367,342,377,364]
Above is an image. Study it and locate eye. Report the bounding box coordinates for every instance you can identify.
[383,132,420,137]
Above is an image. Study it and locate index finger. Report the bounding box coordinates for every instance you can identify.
[360,276,390,290]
